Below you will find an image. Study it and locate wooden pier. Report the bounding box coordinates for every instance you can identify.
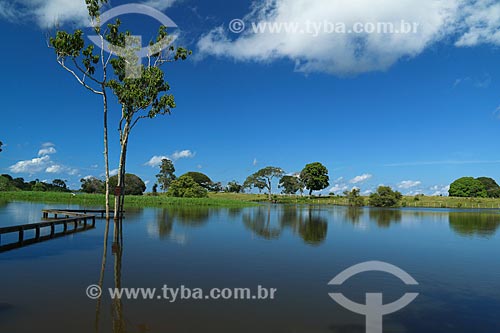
[42,209,115,219]
[0,210,96,253]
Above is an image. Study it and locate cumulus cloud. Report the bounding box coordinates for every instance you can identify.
[398,180,422,189]
[350,174,372,184]
[9,155,51,174]
[0,0,178,27]
[38,146,57,156]
[198,0,500,75]
[145,155,170,167]
[9,143,78,175]
[430,184,450,196]
[110,169,119,177]
[145,150,195,167]
[171,150,195,160]
[329,183,348,194]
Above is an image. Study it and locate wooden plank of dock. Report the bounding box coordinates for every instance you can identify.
[0,213,96,253]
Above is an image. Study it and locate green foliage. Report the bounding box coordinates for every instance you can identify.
[279,175,302,194]
[182,172,212,190]
[110,173,146,195]
[244,167,284,200]
[449,177,487,198]
[156,159,176,191]
[344,188,365,207]
[80,177,105,194]
[368,186,402,207]
[0,176,20,191]
[167,175,208,198]
[226,181,243,193]
[300,162,329,195]
[32,182,47,192]
[476,177,500,198]
[152,183,158,194]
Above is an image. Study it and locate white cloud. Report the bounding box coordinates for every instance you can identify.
[455,0,500,47]
[398,180,422,189]
[329,183,348,193]
[171,150,195,160]
[0,0,179,27]
[142,0,178,11]
[110,169,119,177]
[41,142,55,147]
[9,155,51,174]
[38,146,57,156]
[253,158,258,166]
[145,155,170,167]
[198,0,500,75]
[198,0,462,75]
[350,174,372,184]
[45,164,63,173]
[430,184,450,196]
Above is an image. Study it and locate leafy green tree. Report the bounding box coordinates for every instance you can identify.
[476,177,500,198]
[50,0,112,218]
[81,177,105,194]
[156,159,176,191]
[449,177,487,198]
[300,162,329,196]
[32,182,47,192]
[279,175,302,194]
[226,181,243,193]
[208,182,223,192]
[368,186,403,207]
[182,172,212,190]
[344,188,365,207]
[152,183,158,194]
[244,166,285,201]
[52,179,68,190]
[110,174,146,195]
[167,175,208,198]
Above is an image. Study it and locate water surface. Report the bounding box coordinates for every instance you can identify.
[0,202,499,333]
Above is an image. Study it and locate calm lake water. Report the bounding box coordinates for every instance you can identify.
[1,201,499,333]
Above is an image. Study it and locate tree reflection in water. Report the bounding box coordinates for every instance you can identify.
[156,207,211,239]
[368,209,402,228]
[243,205,328,245]
[449,212,500,237]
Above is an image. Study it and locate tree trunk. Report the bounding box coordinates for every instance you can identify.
[309,189,313,196]
[103,89,110,220]
[114,126,130,221]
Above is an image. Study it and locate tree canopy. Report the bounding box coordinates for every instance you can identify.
[244,166,284,200]
[300,162,329,195]
[279,175,302,195]
[449,177,487,198]
[167,175,208,198]
[156,159,176,191]
[476,177,500,198]
[368,186,402,207]
[182,172,212,189]
[110,173,146,195]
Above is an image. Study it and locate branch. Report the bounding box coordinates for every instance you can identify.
[56,58,103,95]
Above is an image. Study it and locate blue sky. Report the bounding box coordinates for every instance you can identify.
[0,0,500,195]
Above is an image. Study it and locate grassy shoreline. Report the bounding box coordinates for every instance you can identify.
[1,191,500,210]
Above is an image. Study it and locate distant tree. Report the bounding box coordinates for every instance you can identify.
[344,188,365,207]
[369,186,402,207]
[167,175,208,198]
[52,179,68,190]
[182,172,212,190]
[156,159,176,192]
[12,177,30,191]
[226,181,243,193]
[152,183,158,194]
[476,177,500,198]
[208,181,223,193]
[449,177,487,198]
[300,162,329,196]
[110,174,146,196]
[80,177,105,194]
[279,175,302,195]
[32,182,47,192]
[244,166,285,201]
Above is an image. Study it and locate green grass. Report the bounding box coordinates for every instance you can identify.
[0,191,258,208]
[1,191,499,210]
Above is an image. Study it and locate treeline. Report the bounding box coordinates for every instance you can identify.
[449,177,500,198]
[0,174,70,192]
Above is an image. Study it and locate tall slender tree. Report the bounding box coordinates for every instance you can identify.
[50,0,112,219]
[156,158,176,191]
[244,167,285,201]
